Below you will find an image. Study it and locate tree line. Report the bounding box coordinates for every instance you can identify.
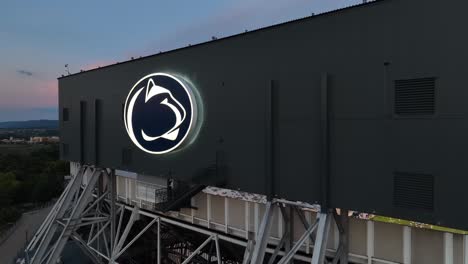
[0,144,68,227]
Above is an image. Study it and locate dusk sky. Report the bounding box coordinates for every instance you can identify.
[0,0,361,122]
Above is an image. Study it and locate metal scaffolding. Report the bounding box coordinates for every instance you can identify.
[21,165,350,264]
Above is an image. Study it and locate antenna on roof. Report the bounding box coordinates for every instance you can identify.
[65,64,71,75]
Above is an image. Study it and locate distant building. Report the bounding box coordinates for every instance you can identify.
[29,136,60,144]
[1,137,26,144]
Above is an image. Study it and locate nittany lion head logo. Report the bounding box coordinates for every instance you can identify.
[124,73,198,154]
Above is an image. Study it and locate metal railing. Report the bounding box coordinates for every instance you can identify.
[153,181,198,212]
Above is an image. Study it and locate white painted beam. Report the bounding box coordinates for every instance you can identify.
[444,232,453,264]
[245,201,250,239]
[191,197,195,224]
[225,197,229,233]
[306,211,312,254]
[254,203,259,235]
[403,226,411,264]
[207,194,212,228]
[367,221,374,264]
[278,206,283,239]
[124,178,128,201]
[463,235,468,264]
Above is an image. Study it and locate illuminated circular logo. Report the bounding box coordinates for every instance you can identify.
[124,73,198,154]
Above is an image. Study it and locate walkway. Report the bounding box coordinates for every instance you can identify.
[0,205,52,264]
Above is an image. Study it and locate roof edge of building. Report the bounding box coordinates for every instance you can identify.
[58,0,384,80]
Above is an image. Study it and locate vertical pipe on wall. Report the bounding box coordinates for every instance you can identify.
[79,101,86,164]
[320,73,330,212]
[109,169,116,255]
[94,99,101,166]
[266,80,278,200]
[383,61,391,119]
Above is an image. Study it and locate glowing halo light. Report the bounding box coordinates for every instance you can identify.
[123,73,200,154]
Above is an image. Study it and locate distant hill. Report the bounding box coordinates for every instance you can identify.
[0,120,58,129]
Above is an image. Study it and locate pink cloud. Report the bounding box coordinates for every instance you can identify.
[36,79,58,105]
[0,59,113,109]
[0,77,57,108]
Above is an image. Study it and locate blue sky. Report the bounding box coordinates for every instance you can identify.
[0,0,361,121]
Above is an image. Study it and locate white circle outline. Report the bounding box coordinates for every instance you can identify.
[123,73,196,154]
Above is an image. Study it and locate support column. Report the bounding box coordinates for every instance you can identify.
[245,201,250,240]
[444,232,453,264]
[306,211,312,254]
[403,226,412,264]
[191,197,195,224]
[254,203,260,236]
[367,221,374,264]
[249,202,274,264]
[225,197,229,233]
[207,194,212,228]
[125,178,128,202]
[29,167,86,264]
[157,219,161,264]
[332,209,349,264]
[334,221,340,250]
[46,169,102,264]
[278,206,284,239]
[109,169,116,262]
[285,206,294,264]
[464,235,468,264]
[311,212,332,264]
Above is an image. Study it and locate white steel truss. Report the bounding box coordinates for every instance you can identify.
[21,164,350,264]
[25,166,106,264]
[244,201,342,264]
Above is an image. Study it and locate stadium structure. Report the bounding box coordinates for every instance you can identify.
[20,0,468,263]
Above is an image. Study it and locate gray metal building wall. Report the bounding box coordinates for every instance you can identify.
[59,0,468,229]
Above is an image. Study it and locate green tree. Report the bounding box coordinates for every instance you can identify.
[0,172,19,206]
[0,144,68,206]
